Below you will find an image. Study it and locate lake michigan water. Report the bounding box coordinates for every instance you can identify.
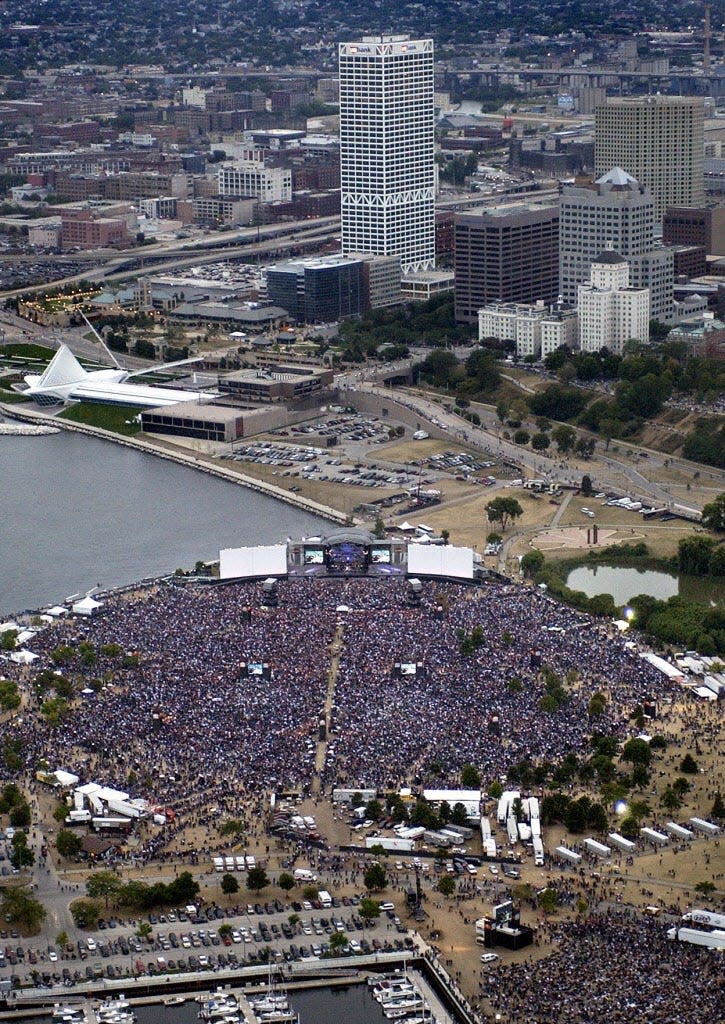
[0,430,329,616]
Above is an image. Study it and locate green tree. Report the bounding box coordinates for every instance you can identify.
[329,930,347,953]
[702,493,725,531]
[694,880,716,896]
[247,867,270,892]
[537,888,558,915]
[0,679,21,711]
[53,804,69,823]
[521,549,545,578]
[680,753,698,774]
[40,697,70,727]
[622,738,652,767]
[461,763,481,788]
[86,870,122,908]
[661,788,681,812]
[278,872,295,891]
[373,516,386,539]
[0,886,46,932]
[711,792,725,819]
[488,781,504,800]
[365,799,383,821]
[363,863,388,892]
[438,875,456,897]
[531,432,550,451]
[588,692,607,717]
[56,830,82,858]
[9,801,31,828]
[552,424,576,453]
[56,930,69,948]
[221,873,239,895]
[485,497,523,531]
[359,898,381,926]
[513,429,531,445]
[10,832,35,870]
[70,898,101,929]
[136,921,153,941]
[581,474,593,495]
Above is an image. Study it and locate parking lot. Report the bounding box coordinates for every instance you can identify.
[0,898,408,990]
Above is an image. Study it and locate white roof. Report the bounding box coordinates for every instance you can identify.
[72,596,103,614]
[596,167,638,187]
[45,606,69,617]
[641,653,684,679]
[96,787,130,802]
[54,770,80,786]
[0,621,18,633]
[694,686,717,700]
[10,649,38,664]
[398,522,415,531]
[76,782,103,796]
[15,630,36,646]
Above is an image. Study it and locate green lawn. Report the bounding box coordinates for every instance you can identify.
[59,402,142,436]
[0,342,56,361]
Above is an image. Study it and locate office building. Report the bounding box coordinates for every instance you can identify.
[454,204,560,323]
[218,162,292,203]
[663,206,725,257]
[595,96,705,220]
[478,301,577,360]
[560,168,673,322]
[266,255,365,324]
[577,252,649,354]
[339,35,435,273]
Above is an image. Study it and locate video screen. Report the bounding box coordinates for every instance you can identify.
[329,542,366,571]
[400,663,417,676]
[304,548,325,565]
[248,662,264,676]
[370,546,391,564]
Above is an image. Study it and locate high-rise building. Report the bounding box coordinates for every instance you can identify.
[338,35,435,274]
[454,204,560,323]
[577,252,649,354]
[595,96,705,221]
[560,168,673,322]
[663,206,725,256]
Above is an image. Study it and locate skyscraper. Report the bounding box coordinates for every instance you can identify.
[560,168,674,322]
[595,96,705,221]
[338,35,435,274]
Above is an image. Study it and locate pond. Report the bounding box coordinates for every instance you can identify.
[565,564,680,605]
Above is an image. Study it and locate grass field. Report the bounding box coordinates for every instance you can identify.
[59,402,142,436]
[0,342,55,361]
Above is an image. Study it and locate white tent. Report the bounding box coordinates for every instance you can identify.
[72,596,103,616]
[0,621,18,634]
[15,630,36,646]
[336,605,351,613]
[398,522,416,531]
[10,649,38,664]
[45,606,68,617]
[694,686,717,700]
[54,770,80,787]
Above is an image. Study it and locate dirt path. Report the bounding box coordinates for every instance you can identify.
[312,621,345,795]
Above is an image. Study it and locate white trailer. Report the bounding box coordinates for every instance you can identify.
[235,856,246,870]
[532,835,544,866]
[400,826,426,841]
[530,819,541,838]
[318,890,333,908]
[518,823,531,842]
[365,836,415,852]
[665,822,694,840]
[528,797,540,821]
[480,817,492,841]
[107,798,143,819]
[608,832,636,853]
[245,855,256,869]
[213,857,224,873]
[685,909,725,929]
[640,827,669,847]
[224,856,235,871]
[583,838,611,858]
[667,926,725,950]
[555,845,582,864]
[66,809,91,823]
[506,816,519,845]
[444,823,474,841]
[485,837,497,858]
[689,817,721,836]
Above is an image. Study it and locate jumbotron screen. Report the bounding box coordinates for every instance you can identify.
[370,546,391,564]
[304,548,325,565]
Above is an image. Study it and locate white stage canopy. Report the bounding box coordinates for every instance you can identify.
[220,544,288,580]
[408,544,475,580]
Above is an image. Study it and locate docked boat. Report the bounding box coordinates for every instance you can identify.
[163,997,187,1007]
[374,984,416,1003]
[383,998,425,1019]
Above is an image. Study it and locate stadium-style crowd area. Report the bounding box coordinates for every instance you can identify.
[4,577,672,810]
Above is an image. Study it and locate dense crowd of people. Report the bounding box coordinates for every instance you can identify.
[3,576,672,819]
[483,912,723,1023]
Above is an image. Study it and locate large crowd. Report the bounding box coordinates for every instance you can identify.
[482,912,723,1024]
[3,576,673,824]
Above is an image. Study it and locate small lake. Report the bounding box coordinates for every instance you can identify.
[566,564,680,605]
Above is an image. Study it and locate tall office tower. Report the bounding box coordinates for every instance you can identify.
[454,204,560,323]
[560,168,673,322]
[338,35,435,274]
[577,252,649,354]
[595,96,705,221]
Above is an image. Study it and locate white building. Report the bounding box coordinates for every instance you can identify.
[577,252,649,354]
[218,162,292,203]
[339,35,435,274]
[479,300,578,359]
